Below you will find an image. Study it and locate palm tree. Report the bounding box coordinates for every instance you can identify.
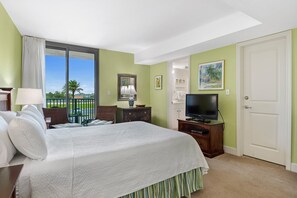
[63,80,83,98]
[206,65,221,81]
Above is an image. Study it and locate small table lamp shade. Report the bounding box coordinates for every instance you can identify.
[120,85,137,107]
[16,88,43,105]
[127,85,137,95]
[121,85,137,95]
[121,86,128,95]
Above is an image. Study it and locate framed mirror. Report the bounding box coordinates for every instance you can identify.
[118,74,137,101]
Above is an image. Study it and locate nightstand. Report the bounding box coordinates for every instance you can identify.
[0,164,23,198]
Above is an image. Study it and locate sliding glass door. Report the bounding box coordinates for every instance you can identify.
[45,42,98,123]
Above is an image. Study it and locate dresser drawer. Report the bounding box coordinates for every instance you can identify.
[123,111,137,121]
[136,109,151,122]
[117,107,151,123]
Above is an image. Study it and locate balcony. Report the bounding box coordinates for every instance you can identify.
[46,98,95,123]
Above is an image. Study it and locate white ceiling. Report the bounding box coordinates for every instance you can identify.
[1,0,297,65]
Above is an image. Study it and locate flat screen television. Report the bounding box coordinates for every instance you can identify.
[185,94,218,122]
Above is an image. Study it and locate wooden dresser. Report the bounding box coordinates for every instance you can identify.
[117,107,151,123]
[178,119,224,158]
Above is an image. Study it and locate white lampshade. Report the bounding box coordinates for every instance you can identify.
[127,85,137,95]
[16,88,43,105]
[120,86,128,95]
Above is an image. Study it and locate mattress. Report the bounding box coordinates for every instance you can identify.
[10,121,209,198]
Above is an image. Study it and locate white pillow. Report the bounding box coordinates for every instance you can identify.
[0,111,17,124]
[22,105,46,125]
[18,110,46,132]
[8,116,47,160]
[0,116,16,167]
[22,105,44,117]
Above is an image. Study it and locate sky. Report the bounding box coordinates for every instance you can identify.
[45,55,95,94]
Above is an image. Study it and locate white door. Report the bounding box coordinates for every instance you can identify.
[242,36,287,165]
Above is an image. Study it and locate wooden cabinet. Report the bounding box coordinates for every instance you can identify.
[0,164,23,198]
[117,107,151,123]
[178,119,224,158]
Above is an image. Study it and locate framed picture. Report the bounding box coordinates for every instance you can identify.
[154,75,162,90]
[198,60,224,90]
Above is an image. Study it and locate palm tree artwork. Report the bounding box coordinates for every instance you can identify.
[199,60,224,90]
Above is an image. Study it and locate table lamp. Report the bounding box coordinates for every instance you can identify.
[120,85,137,107]
[16,88,43,109]
[120,86,128,96]
[127,85,137,107]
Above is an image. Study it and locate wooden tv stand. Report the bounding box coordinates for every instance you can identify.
[178,119,224,158]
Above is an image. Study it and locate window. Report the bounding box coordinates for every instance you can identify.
[45,42,99,123]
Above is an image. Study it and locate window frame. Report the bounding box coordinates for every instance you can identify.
[45,41,99,108]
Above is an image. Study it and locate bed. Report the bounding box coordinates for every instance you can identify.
[0,88,209,198]
[11,122,209,198]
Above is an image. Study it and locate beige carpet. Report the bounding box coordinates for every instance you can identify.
[192,154,297,198]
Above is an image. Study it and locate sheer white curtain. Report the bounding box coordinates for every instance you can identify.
[22,36,46,108]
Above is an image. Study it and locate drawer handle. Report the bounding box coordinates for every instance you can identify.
[144,111,147,114]
[129,113,131,115]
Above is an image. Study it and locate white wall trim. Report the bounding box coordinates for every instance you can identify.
[285,31,292,171]
[236,30,292,171]
[236,42,244,157]
[167,57,190,129]
[224,146,238,156]
[291,163,297,173]
[167,61,173,129]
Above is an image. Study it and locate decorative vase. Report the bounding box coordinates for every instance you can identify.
[129,97,134,107]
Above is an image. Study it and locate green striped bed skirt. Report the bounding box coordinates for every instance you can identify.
[120,168,204,198]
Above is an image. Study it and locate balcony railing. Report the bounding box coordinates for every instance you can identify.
[46,98,95,123]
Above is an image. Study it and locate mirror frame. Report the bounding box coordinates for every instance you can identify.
[117,74,137,101]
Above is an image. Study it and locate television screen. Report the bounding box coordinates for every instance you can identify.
[186,94,218,121]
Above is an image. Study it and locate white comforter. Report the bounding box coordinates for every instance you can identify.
[13,121,209,198]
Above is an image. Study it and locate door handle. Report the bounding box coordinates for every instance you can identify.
[244,105,252,109]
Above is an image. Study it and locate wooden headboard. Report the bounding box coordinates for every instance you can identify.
[0,88,13,111]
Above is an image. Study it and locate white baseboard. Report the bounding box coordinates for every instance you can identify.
[224,146,238,156]
[291,163,297,173]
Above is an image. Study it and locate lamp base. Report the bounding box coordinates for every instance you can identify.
[128,97,134,107]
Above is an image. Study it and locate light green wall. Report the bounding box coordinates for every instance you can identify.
[150,62,168,127]
[0,3,22,110]
[190,45,237,148]
[99,49,150,107]
[292,29,297,163]
[99,49,168,128]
